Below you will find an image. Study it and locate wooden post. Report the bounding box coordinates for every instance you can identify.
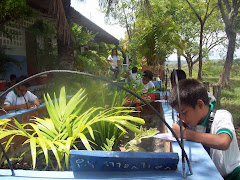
[213,85,221,107]
[203,81,209,91]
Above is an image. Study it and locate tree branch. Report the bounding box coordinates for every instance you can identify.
[185,0,202,22]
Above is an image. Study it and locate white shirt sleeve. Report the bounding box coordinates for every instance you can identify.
[4,92,14,105]
[26,91,38,103]
[107,55,112,61]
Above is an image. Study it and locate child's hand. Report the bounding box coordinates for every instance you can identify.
[172,123,187,138]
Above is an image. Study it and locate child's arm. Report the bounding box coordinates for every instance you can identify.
[172,123,231,150]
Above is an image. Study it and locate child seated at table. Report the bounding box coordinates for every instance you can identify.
[134,70,155,93]
[3,76,41,112]
[168,79,240,179]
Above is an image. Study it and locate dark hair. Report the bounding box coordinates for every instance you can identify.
[143,70,153,80]
[17,75,30,88]
[111,49,118,57]
[170,69,186,87]
[10,74,17,81]
[132,67,138,73]
[168,79,209,109]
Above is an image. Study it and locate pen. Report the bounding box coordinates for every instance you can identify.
[177,120,188,129]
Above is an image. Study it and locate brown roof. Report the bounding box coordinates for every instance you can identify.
[28,0,119,45]
[71,7,119,45]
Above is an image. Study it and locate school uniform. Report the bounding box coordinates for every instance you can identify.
[135,79,155,92]
[4,89,37,107]
[195,104,240,178]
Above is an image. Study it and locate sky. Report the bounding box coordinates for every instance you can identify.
[71,0,126,40]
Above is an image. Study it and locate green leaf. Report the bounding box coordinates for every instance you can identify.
[30,138,37,169]
[37,137,49,166]
[78,133,92,150]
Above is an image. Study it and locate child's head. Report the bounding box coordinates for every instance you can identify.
[132,67,138,73]
[142,70,153,85]
[168,79,210,126]
[10,74,17,85]
[15,76,30,97]
[170,69,186,87]
[10,74,17,81]
[111,49,118,56]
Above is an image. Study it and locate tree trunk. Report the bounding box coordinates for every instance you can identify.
[197,23,203,80]
[186,57,193,77]
[217,28,236,87]
[188,64,193,77]
[177,50,181,70]
[57,0,74,70]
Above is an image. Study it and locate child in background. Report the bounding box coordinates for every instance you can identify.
[135,70,155,93]
[168,69,216,108]
[4,74,17,90]
[107,49,120,79]
[129,67,140,82]
[168,79,240,179]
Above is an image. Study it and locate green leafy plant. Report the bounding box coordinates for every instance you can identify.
[101,136,116,151]
[0,86,145,170]
[122,127,159,152]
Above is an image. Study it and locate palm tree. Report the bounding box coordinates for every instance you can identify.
[49,0,74,70]
[49,0,112,70]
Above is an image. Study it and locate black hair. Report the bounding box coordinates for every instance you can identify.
[10,74,17,81]
[17,75,30,88]
[111,49,118,57]
[170,69,186,87]
[143,70,153,80]
[132,67,138,73]
[168,79,209,109]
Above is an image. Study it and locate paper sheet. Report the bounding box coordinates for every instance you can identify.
[154,100,168,103]
[153,133,177,141]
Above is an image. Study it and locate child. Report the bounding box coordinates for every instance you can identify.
[3,76,41,112]
[129,67,140,82]
[170,69,216,108]
[168,79,240,179]
[107,49,120,79]
[135,70,155,93]
[170,69,186,87]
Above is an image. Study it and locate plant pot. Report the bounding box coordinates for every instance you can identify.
[0,80,6,91]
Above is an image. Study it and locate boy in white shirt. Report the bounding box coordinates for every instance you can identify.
[3,76,41,112]
[169,79,240,179]
[135,70,155,93]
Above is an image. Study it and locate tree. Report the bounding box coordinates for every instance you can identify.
[157,0,225,77]
[217,0,240,87]
[0,0,33,25]
[130,11,181,65]
[100,0,151,41]
[49,0,75,70]
[184,0,218,79]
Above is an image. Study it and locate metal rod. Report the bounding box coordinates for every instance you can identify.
[0,141,15,176]
[174,69,193,177]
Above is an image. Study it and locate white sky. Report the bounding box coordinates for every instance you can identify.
[71,0,126,40]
